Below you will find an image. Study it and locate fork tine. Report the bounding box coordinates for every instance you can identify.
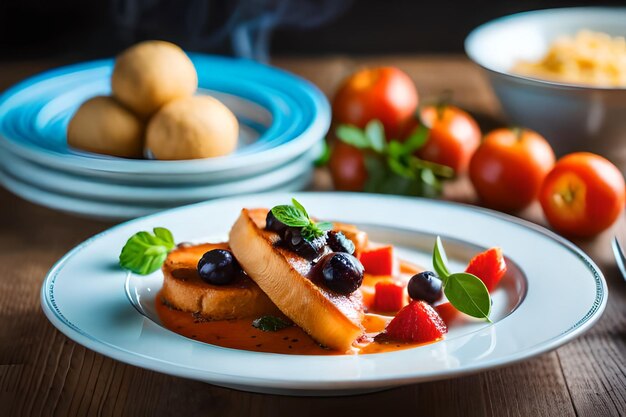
[612,237,626,281]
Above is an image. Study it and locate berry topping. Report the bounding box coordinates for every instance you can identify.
[383,300,447,343]
[359,246,395,275]
[372,281,406,312]
[320,252,364,294]
[197,249,242,285]
[407,271,443,303]
[465,247,507,292]
[265,210,288,235]
[283,228,326,260]
[326,231,356,254]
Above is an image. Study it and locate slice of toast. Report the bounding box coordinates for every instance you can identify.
[229,208,364,352]
[161,242,280,320]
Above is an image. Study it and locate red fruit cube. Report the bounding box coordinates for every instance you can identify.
[465,247,507,292]
[360,246,395,275]
[372,281,405,312]
[435,302,459,326]
[384,301,447,343]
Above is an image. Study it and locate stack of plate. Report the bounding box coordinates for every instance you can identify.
[0,54,330,220]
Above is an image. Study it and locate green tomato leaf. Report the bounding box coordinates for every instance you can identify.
[387,140,405,159]
[402,124,430,154]
[365,120,386,153]
[314,141,331,167]
[271,205,309,227]
[252,316,292,332]
[444,272,492,321]
[336,125,371,149]
[387,157,415,179]
[119,228,176,275]
[433,236,451,282]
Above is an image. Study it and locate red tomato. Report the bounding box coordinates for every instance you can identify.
[333,67,418,139]
[469,128,555,211]
[328,141,367,191]
[539,152,625,237]
[413,105,481,174]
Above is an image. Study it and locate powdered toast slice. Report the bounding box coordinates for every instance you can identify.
[229,209,364,352]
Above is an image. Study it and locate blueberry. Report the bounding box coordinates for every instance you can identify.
[326,231,355,255]
[283,228,326,260]
[407,271,443,303]
[197,249,241,285]
[320,252,364,294]
[265,210,288,235]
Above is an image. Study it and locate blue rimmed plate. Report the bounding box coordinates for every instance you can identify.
[0,54,330,184]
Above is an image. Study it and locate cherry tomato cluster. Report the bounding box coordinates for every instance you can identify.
[328,66,626,238]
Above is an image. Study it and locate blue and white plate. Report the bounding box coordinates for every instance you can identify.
[40,193,606,395]
[0,54,330,183]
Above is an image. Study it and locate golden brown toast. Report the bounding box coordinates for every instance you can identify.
[229,208,364,352]
[161,242,280,320]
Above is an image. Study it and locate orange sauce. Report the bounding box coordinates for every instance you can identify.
[155,260,432,355]
[156,292,429,355]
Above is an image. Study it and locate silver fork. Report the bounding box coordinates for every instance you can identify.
[612,237,626,281]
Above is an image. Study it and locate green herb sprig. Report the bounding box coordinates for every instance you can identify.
[335,119,454,197]
[433,236,492,321]
[252,316,292,332]
[271,198,332,241]
[119,227,175,275]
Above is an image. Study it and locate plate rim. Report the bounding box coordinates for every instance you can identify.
[39,192,608,390]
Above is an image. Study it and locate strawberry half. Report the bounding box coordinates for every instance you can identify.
[383,300,447,343]
[465,247,507,292]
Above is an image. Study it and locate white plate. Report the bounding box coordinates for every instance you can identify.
[40,193,606,395]
[0,171,312,220]
[0,144,319,205]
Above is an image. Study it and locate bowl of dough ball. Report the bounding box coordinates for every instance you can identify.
[465,7,626,175]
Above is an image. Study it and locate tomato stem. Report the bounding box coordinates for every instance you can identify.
[510,126,524,141]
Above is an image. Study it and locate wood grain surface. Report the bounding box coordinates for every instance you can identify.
[0,56,624,417]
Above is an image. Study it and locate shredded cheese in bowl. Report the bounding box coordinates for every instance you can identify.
[512,30,626,87]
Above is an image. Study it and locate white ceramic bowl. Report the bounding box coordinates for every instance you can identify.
[465,7,626,174]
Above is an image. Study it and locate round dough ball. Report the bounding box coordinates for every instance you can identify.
[67,96,144,158]
[146,96,239,160]
[111,40,198,118]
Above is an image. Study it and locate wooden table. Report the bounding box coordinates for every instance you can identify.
[1,56,624,417]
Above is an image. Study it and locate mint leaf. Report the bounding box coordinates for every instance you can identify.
[271,205,309,227]
[444,272,492,321]
[291,198,309,219]
[433,236,451,283]
[119,228,176,275]
[336,125,371,149]
[301,223,325,240]
[252,316,292,332]
[316,221,333,232]
[365,120,386,152]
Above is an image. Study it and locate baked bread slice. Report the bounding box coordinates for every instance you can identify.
[161,242,280,320]
[229,208,364,352]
